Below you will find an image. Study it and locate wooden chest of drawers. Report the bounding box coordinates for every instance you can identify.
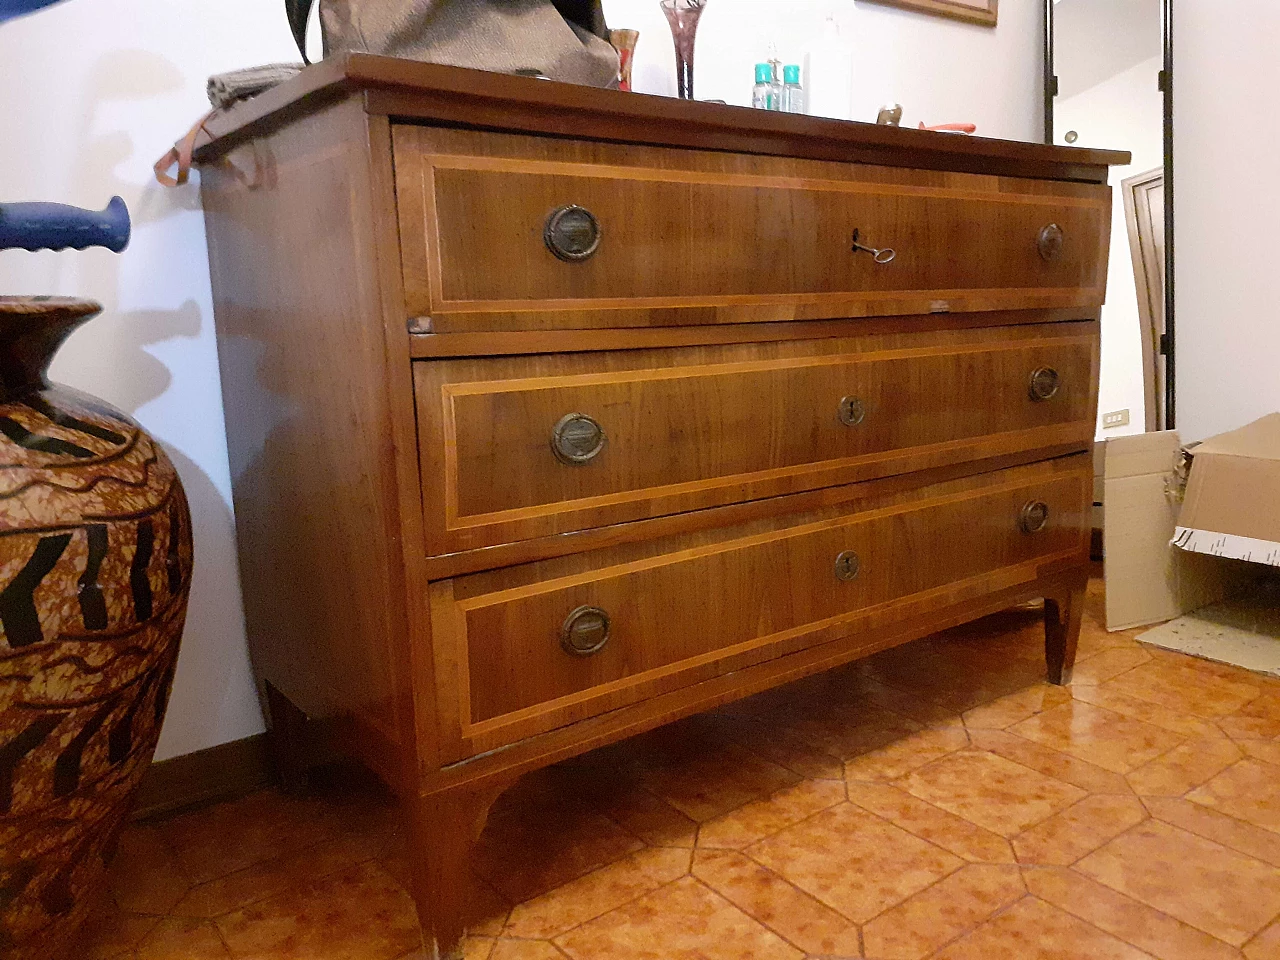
[196,55,1125,959]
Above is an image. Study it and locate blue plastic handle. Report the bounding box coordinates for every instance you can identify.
[0,196,131,253]
[0,0,66,26]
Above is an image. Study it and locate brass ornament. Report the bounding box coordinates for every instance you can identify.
[551,413,606,464]
[1038,223,1064,261]
[834,550,862,582]
[1028,367,1062,402]
[544,205,602,262]
[560,605,611,656]
[1019,500,1051,534]
[838,396,867,426]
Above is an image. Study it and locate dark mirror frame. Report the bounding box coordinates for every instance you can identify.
[1044,0,1175,428]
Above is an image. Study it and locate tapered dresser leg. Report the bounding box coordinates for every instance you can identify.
[407,782,507,960]
[1044,573,1088,686]
[263,681,312,794]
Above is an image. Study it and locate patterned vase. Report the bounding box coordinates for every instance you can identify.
[0,297,193,960]
[659,0,706,100]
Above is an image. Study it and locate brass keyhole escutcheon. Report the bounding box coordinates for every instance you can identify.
[552,413,606,465]
[838,396,866,426]
[834,550,861,582]
[1038,223,1064,262]
[560,605,611,657]
[1028,367,1062,402]
[544,205,602,262]
[1019,500,1050,534]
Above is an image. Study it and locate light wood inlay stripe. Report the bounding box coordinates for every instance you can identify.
[422,152,1109,207]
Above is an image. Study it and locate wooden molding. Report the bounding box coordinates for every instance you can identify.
[858,0,998,27]
[192,54,1126,181]
[131,734,273,821]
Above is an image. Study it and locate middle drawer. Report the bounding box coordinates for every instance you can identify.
[415,322,1098,554]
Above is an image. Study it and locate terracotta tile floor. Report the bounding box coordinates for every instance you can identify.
[80,575,1280,960]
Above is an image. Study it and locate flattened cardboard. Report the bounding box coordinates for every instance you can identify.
[1103,431,1246,630]
[1175,414,1280,567]
[1092,440,1105,531]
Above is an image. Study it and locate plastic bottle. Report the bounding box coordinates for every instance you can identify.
[804,14,853,120]
[752,63,779,110]
[782,65,804,114]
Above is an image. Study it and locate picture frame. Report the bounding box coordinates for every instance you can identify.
[858,0,998,27]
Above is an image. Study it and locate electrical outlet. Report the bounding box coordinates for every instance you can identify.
[1102,409,1130,429]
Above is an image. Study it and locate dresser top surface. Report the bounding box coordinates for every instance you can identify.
[193,53,1130,181]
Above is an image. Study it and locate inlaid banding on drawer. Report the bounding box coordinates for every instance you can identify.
[415,324,1100,555]
[429,161,1105,304]
[393,127,1112,331]
[432,460,1090,754]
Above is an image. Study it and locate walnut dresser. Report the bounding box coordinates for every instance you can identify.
[194,55,1128,960]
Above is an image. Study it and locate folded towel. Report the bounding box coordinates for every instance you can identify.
[206,63,303,109]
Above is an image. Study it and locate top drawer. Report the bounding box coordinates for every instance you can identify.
[393,127,1112,334]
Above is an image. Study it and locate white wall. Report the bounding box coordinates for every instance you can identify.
[1055,55,1163,438]
[1173,0,1280,442]
[606,0,1044,138]
[0,0,302,760]
[1052,0,1160,100]
[0,0,1044,760]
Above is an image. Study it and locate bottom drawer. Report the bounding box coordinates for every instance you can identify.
[430,457,1090,759]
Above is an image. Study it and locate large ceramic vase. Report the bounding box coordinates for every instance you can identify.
[0,297,193,960]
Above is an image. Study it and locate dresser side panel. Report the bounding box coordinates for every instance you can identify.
[201,96,422,789]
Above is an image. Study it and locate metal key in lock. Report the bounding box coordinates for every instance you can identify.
[851,228,896,264]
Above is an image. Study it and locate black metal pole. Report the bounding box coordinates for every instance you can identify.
[1162,0,1176,429]
[1043,0,1056,145]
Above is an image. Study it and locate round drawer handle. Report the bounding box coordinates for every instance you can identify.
[560,605,611,657]
[544,204,602,262]
[552,413,606,465]
[838,396,866,426]
[1038,223,1064,262]
[1019,500,1051,534]
[1028,367,1062,402]
[834,550,862,582]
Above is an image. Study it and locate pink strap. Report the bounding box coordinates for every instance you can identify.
[918,122,978,134]
[154,110,218,187]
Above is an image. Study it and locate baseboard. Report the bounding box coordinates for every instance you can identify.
[132,733,274,821]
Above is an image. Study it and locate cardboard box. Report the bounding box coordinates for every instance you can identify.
[1092,440,1105,531]
[1103,430,1250,630]
[1173,414,1280,568]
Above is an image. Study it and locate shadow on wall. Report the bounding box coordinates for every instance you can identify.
[35,47,265,756]
[47,48,208,411]
[41,49,195,281]
[58,300,203,412]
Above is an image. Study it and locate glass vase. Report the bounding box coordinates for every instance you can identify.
[609,28,640,91]
[660,0,706,100]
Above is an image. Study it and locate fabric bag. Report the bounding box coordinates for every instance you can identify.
[284,0,618,87]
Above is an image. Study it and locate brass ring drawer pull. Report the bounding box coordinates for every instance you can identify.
[545,204,602,262]
[851,228,896,264]
[1019,500,1050,534]
[834,550,862,582]
[560,605,611,657]
[1028,367,1061,402]
[552,413,606,464]
[1038,223,1064,262]
[838,396,866,426]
